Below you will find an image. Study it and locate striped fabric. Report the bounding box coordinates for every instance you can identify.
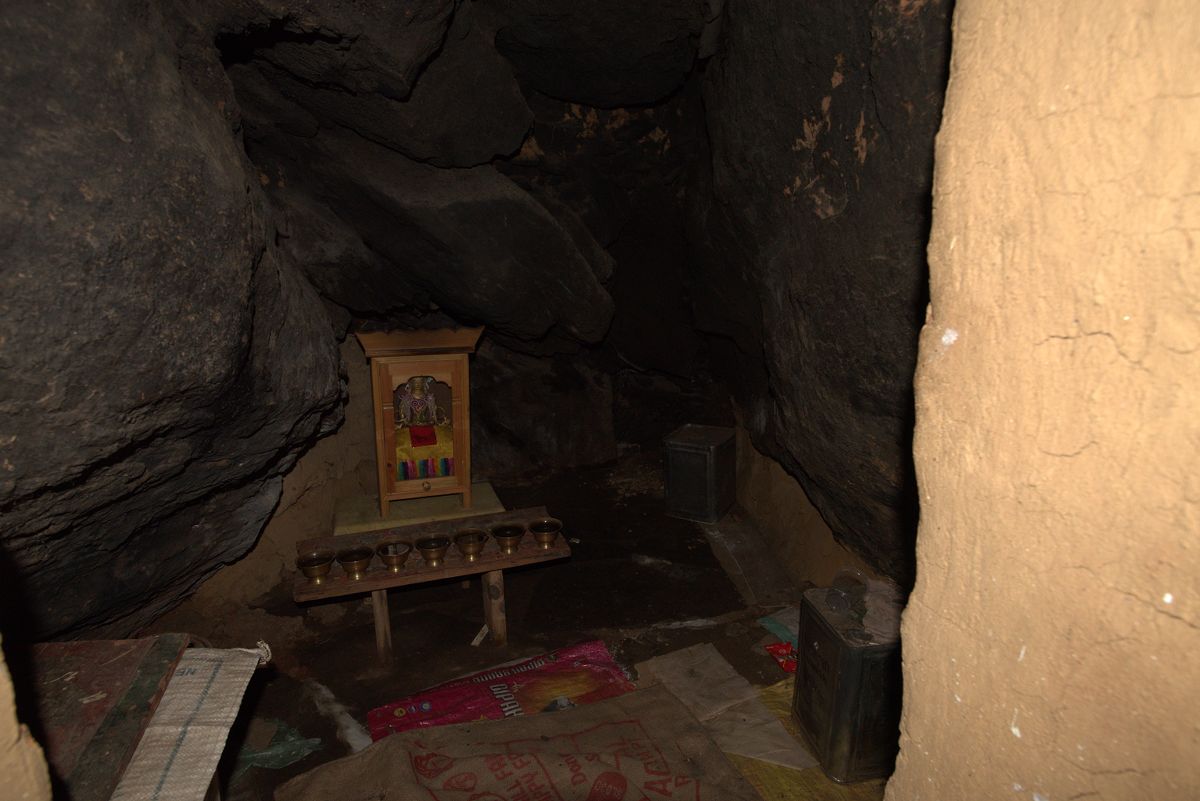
[398,457,454,481]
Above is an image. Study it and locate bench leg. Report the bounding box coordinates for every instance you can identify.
[372,589,392,660]
[482,570,507,646]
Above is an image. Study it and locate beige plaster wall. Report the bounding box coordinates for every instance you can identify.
[0,638,50,801]
[735,424,878,588]
[888,2,1200,799]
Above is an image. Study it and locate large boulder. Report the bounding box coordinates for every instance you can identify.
[221,0,612,344]
[270,184,431,318]
[689,0,953,584]
[471,340,617,476]
[212,0,457,101]
[225,4,531,167]
[0,0,342,637]
[497,87,709,371]
[247,124,615,344]
[473,0,710,107]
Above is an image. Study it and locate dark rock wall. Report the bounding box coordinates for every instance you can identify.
[473,0,711,107]
[495,85,710,371]
[689,0,952,584]
[0,0,687,637]
[218,1,619,346]
[0,0,342,637]
[470,342,618,477]
[0,0,949,635]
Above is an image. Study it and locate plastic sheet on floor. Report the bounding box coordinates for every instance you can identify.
[635,642,817,772]
[231,718,322,780]
[758,606,801,644]
[729,680,887,801]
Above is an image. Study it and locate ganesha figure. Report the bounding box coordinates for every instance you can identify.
[393,376,450,427]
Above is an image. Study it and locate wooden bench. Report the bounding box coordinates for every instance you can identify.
[293,507,570,659]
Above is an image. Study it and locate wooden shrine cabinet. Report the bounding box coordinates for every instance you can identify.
[356,328,483,517]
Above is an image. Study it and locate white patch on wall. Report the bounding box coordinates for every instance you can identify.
[1017,645,1026,662]
[1163,592,1174,604]
[941,328,959,347]
[1010,708,1022,738]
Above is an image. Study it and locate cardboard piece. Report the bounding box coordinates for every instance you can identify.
[276,685,760,801]
[636,643,817,771]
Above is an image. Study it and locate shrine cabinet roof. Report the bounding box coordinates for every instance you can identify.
[356,327,484,357]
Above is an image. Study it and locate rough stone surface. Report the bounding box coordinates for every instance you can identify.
[0,0,342,638]
[689,0,952,584]
[211,0,456,101]
[498,87,709,372]
[269,184,430,318]
[163,338,378,611]
[257,126,615,343]
[471,340,617,477]
[473,0,708,107]
[889,2,1200,799]
[733,426,877,590]
[224,4,614,344]
[225,4,531,167]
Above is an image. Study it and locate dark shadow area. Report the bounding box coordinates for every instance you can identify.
[215,20,344,69]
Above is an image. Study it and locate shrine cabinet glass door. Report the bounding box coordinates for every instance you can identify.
[373,354,471,510]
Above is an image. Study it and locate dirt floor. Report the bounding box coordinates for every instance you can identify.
[141,446,877,800]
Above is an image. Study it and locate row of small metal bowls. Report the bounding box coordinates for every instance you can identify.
[296,517,563,584]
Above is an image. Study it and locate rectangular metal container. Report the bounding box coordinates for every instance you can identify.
[663,424,736,523]
[791,584,903,783]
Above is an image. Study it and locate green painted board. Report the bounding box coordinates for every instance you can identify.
[32,633,190,801]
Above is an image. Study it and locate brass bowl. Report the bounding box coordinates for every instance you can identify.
[376,541,412,573]
[296,549,335,584]
[336,547,374,580]
[491,524,525,555]
[416,536,451,567]
[454,529,489,562]
[528,517,562,550]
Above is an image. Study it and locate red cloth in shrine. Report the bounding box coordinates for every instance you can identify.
[409,425,437,447]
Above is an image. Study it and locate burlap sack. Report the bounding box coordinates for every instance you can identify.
[276,685,760,801]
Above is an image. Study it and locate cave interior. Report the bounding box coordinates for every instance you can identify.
[7,0,1194,799]
[7,0,949,796]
